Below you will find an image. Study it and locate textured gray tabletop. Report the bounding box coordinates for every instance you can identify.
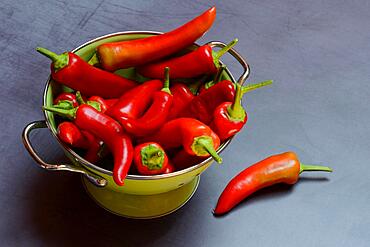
[1,0,370,246]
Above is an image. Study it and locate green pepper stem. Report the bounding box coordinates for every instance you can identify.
[227,83,246,121]
[42,105,76,119]
[88,53,100,66]
[242,80,273,94]
[161,67,171,94]
[299,163,333,174]
[86,101,101,112]
[54,100,74,110]
[141,144,165,170]
[205,65,226,89]
[193,137,222,163]
[36,47,69,72]
[75,91,86,105]
[213,39,239,60]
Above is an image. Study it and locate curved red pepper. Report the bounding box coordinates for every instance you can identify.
[167,82,194,120]
[119,68,173,137]
[80,130,101,164]
[57,122,101,163]
[214,152,333,215]
[36,47,137,98]
[122,92,173,137]
[43,104,133,186]
[142,118,222,163]
[137,39,237,79]
[57,121,88,148]
[92,7,216,71]
[106,79,163,121]
[133,142,169,175]
[54,93,78,108]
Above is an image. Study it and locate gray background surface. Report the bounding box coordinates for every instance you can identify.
[1,0,370,246]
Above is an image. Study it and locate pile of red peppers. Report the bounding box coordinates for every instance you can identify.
[38,6,332,215]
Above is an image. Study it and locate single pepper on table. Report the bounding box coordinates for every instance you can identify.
[89,6,217,70]
[43,104,133,186]
[213,151,333,215]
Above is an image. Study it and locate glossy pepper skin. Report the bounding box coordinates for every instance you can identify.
[178,80,235,124]
[57,121,89,148]
[54,92,78,108]
[36,47,137,98]
[167,82,194,120]
[57,122,101,163]
[142,118,222,163]
[211,81,272,141]
[105,98,118,109]
[133,142,169,175]
[120,68,173,137]
[106,79,163,122]
[137,39,237,79]
[43,104,133,186]
[212,101,247,142]
[214,152,333,215]
[92,7,216,71]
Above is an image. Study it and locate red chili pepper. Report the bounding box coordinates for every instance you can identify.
[57,122,101,163]
[142,118,222,163]
[180,80,272,125]
[167,82,195,120]
[171,149,205,171]
[80,130,101,164]
[90,7,216,71]
[119,68,173,137]
[54,92,78,108]
[198,65,226,95]
[105,98,118,109]
[36,47,137,98]
[178,80,236,124]
[137,39,237,79]
[106,79,163,122]
[213,152,333,215]
[43,104,133,186]
[211,81,272,141]
[133,142,169,175]
[57,121,88,148]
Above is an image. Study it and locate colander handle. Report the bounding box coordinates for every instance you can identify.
[22,120,107,187]
[206,41,251,85]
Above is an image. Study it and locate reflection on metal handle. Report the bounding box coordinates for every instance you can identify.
[207,41,250,85]
[22,121,107,187]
